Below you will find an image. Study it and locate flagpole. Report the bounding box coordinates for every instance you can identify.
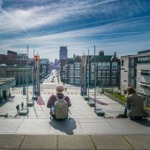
[94,45,97,109]
[88,49,89,100]
[26,45,29,117]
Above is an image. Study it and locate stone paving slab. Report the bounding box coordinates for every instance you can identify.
[20,135,57,149]
[0,134,150,149]
[58,135,95,149]
[124,135,150,150]
[91,135,133,149]
[0,135,24,149]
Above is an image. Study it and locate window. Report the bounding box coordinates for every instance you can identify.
[106,79,110,84]
[70,78,74,83]
[112,71,117,77]
[102,71,106,77]
[102,62,106,69]
[70,64,74,69]
[112,62,118,69]
[91,63,94,72]
[75,63,81,69]
[112,79,117,84]
[98,62,102,69]
[98,71,101,77]
[75,79,80,84]
[141,70,150,76]
[106,62,110,69]
[87,70,89,77]
[107,70,110,77]
[91,73,94,80]
[63,66,65,71]
[70,70,74,77]
[75,70,80,77]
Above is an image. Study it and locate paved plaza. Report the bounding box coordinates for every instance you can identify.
[0,79,150,149]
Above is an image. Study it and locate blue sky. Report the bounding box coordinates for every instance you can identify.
[0,0,150,61]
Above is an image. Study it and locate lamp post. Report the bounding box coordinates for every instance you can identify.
[93,45,105,117]
[88,49,90,100]
[87,46,95,106]
[94,45,96,107]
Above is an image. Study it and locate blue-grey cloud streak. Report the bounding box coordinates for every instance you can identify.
[0,0,150,60]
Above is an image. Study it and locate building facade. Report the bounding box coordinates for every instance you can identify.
[87,51,120,87]
[120,50,150,106]
[59,46,68,83]
[66,55,82,85]
[61,51,120,88]
[59,46,68,60]
[0,78,16,103]
[0,66,33,86]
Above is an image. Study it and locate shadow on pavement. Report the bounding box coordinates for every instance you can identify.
[132,118,150,127]
[49,118,77,135]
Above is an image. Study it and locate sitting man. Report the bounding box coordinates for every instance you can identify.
[47,85,71,119]
[117,86,149,119]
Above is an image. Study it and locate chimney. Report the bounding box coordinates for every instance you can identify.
[99,50,104,56]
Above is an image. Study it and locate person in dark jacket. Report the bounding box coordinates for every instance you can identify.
[117,86,149,119]
[125,86,149,119]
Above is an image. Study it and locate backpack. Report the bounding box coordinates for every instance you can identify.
[54,95,68,120]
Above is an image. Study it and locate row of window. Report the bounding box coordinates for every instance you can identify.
[69,78,118,85]
[90,62,118,70]
[141,70,150,76]
[70,70,118,77]
[70,62,118,70]
[70,78,80,84]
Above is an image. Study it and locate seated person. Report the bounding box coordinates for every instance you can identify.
[117,86,149,119]
[47,85,71,119]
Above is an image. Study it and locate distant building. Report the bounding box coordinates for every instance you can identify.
[0,50,27,66]
[59,46,68,60]
[66,55,82,85]
[40,58,50,78]
[0,50,32,86]
[0,78,16,103]
[59,46,68,82]
[50,59,60,70]
[87,51,120,87]
[120,49,150,106]
[0,66,33,86]
[62,51,120,87]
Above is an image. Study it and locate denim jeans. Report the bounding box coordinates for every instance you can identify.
[124,106,128,117]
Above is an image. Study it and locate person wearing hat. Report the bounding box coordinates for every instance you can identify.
[47,84,71,117]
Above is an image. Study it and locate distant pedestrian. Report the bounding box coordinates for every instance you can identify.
[16,104,20,114]
[21,102,24,110]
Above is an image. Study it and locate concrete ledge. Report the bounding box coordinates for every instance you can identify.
[87,100,95,107]
[19,109,28,116]
[32,96,38,100]
[0,113,8,118]
[83,95,89,101]
[27,101,34,107]
[0,134,150,149]
[94,108,105,117]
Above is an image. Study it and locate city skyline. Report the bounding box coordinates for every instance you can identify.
[0,0,150,61]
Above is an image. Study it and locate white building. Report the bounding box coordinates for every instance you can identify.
[120,50,150,106]
[120,55,130,94]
